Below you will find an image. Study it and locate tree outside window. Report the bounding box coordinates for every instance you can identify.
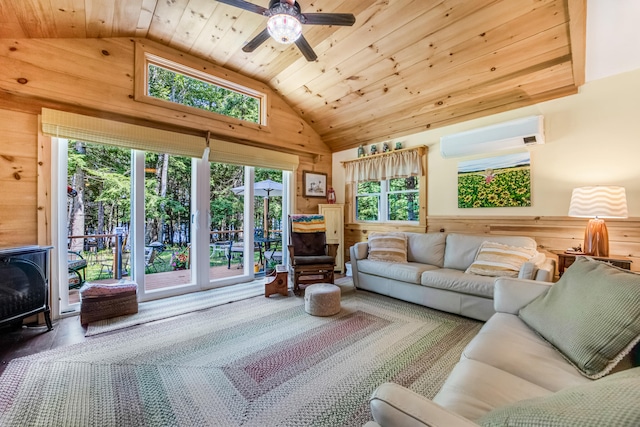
[356,177,419,222]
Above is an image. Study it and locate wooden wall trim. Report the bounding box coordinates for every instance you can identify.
[344,222,427,262]
[427,215,640,272]
[344,216,640,273]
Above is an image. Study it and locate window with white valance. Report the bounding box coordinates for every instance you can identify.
[344,148,422,183]
[342,147,427,224]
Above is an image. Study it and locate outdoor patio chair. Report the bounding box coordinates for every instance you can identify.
[210,241,230,259]
[287,215,338,295]
[148,241,167,265]
[144,247,158,273]
[226,241,244,269]
[68,251,87,289]
[98,251,130,279]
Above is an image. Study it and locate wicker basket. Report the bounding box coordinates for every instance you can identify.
[80,283,138,325]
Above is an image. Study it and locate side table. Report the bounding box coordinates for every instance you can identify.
[551,250,632,277]
[265,265,288,297]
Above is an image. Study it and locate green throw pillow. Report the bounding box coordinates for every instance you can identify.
[477,367,640,427]
[519,257,640,379]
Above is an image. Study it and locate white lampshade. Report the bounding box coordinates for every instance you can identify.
[267,14,302,44]
[568,186,628,218]
[568,186,628,257]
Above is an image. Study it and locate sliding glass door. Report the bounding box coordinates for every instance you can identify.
[55,138,293,312]
[207,165,284,283]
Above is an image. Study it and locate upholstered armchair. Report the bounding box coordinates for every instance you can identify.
[288,215,338,295]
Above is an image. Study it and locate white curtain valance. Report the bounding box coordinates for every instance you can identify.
[344,148,422,183]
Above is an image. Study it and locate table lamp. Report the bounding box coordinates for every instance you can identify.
[568,186,628,257]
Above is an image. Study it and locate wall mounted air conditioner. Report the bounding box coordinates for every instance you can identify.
[440,115,545,158]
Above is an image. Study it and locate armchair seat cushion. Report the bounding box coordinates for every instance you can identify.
[293,255,335,266]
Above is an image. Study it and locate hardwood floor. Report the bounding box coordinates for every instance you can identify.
[0,316,87,376]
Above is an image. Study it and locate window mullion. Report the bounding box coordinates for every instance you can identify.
[381,180,389,222]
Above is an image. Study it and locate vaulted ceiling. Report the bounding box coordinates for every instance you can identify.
[0,0,585,152]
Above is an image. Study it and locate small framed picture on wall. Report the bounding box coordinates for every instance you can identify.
[303,171,327,198]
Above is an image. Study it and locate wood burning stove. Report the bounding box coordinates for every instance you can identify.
[0,246,53,331]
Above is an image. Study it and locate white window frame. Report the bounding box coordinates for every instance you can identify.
[355,178,420,223]
[134,42,269,129]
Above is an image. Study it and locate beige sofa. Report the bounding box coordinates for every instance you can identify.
[350,233,555,321]
[366,274,640,426]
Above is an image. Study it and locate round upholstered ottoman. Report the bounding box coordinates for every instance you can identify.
[304,283,341,316]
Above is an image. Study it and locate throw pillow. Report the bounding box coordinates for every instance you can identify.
[519,257,640,379]
[465,241,538,277]
[477,367,640,427]
[367,232,408,263]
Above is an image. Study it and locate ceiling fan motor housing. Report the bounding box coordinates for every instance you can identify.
[266,1,305,44]
[217,0,355,61]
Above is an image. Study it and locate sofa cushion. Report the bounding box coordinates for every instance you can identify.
[358,259,438,284]
[477,367,640,427]
[421,268,495,298]
[462,313,590,392]
[368,232,408,263]
[433,359,551,422]
[465,241,538,278]
[443,234,537,271]
[405,232,446,267]
[520,257,640,379]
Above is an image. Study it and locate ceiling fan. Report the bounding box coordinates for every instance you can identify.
[215,0,356,61]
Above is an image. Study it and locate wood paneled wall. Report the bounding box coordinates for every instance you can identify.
[344,216,640,273]
[0,38,329,157]
[0,110,39,247]
[295,153,332,214]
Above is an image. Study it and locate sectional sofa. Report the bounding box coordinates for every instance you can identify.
[350,232,555,321]
[366,258,640,426]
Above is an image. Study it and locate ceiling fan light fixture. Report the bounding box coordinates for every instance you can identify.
[267,13,302,44]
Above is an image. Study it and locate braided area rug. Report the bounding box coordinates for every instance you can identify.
[85,280,266,336]
[0,290,481,426]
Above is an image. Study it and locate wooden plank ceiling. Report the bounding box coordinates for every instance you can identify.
[0,0,585,152]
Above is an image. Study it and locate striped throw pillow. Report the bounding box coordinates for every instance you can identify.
[465,241,537,277]
[367,232,408,263]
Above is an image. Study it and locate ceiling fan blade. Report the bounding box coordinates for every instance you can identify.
[215,0,268,15]
[303,13,356,26]
[242,28,271,53]
[295,35,317,61]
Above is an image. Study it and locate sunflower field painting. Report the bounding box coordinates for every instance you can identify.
[458,152,531,208]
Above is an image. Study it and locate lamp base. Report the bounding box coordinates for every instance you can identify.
[583,218,609,257]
